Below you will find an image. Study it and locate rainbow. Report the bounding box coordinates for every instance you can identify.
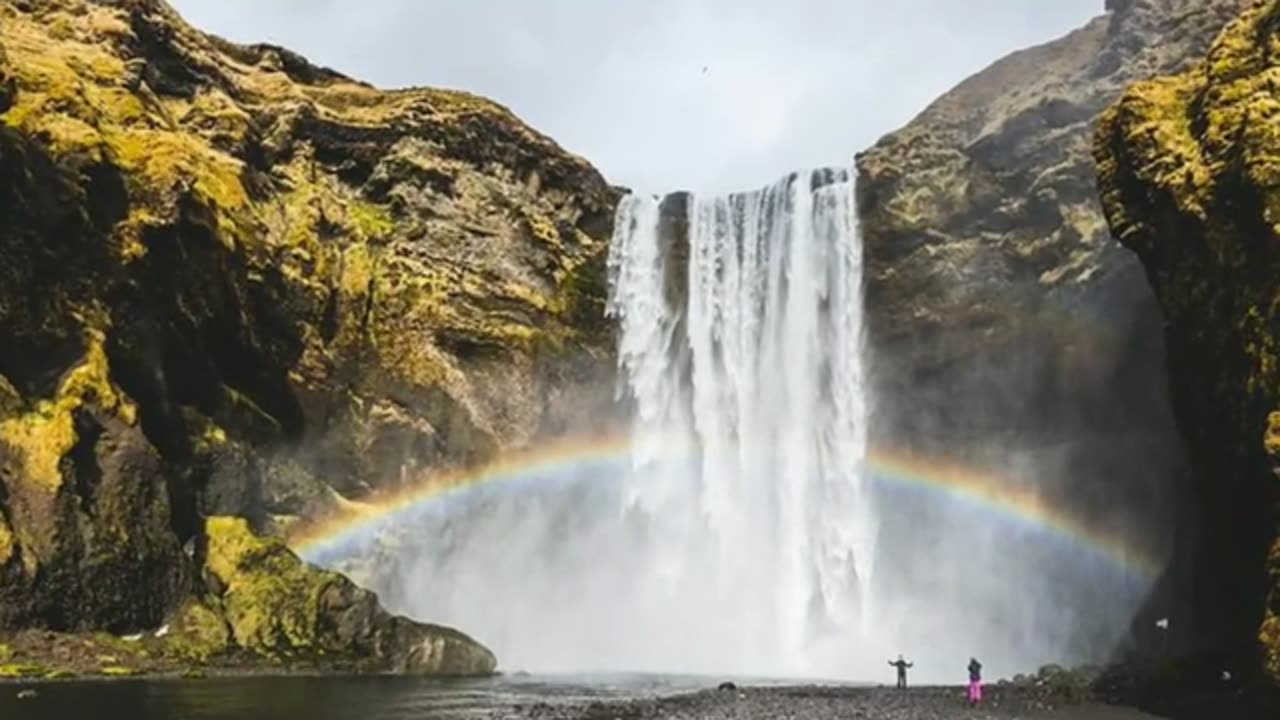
[288,435,1165,579]
[289,435,638,556]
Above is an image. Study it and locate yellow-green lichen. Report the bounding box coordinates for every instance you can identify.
[525,211,562,247]
[196,421,228,451]
[163,599,231,663]
[0,663,48,678]
[1,6,249,232]
[180,87,253,145]
[0,515,14,567]
[346,200,395,242]
[0,328,134,492]
[99,665,137,677]
[338,244,377,298]
[111,129,249,213]
[1266,411,1280,459]
[204,516,337,656]
[1265,536,1280,681]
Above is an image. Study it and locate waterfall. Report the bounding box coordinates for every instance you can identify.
[606,168,876,672]
[333,167,1157,682]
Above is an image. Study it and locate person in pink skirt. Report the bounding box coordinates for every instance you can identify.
[967,657,983,706]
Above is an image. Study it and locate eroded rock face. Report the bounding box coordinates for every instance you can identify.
[1095,0,1280,682]
[853,0,1246,651]
[0,0,616,668]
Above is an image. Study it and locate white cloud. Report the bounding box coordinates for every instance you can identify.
[168,0,1102,194]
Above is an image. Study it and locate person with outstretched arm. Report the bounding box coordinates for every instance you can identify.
[967,657,983,706]
[888,654,913,689]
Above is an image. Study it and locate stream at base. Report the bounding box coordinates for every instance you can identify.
[0,674,838,720]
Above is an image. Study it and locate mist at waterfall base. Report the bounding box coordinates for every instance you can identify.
[310,169,1163,684]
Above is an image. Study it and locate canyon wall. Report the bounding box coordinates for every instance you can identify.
[1096,0,1280,681]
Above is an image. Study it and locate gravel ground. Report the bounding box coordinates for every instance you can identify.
[499,685,1160,720]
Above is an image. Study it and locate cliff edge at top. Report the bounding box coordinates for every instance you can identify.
[856,0,1244,444]
[1096,0,1280,683]
[0,0,619,673]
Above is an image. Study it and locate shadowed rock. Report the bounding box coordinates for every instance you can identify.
[1096,0,1280,683]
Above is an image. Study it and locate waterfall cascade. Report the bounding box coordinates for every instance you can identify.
[607,168,875,673]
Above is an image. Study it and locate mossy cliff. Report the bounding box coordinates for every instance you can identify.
[1096,0,1280,683]
[853,0,1247,654]
[0,0,618,671]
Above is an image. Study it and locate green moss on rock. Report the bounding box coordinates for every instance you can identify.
[163,599,231,663]
[204,516,337,655]
[200,516,495,674]
[0,663,48,678]
[0,516,14,568]
[1095,0,1280,685]
[0,328,134,492]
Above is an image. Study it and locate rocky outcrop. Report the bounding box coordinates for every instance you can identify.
[854,0,1247,651]
[196,516,494,674]
[1095,0,1280,683]
[0,0,618,669]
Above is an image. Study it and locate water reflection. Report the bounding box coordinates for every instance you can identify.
[0,674,742,720]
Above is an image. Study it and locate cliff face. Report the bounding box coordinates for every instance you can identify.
[0,0,616,671]
[1096,0,1280,682]
[857,0,1243,442]
[854,0,1246,649]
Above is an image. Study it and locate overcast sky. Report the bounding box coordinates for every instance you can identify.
[169,1,1102,195]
